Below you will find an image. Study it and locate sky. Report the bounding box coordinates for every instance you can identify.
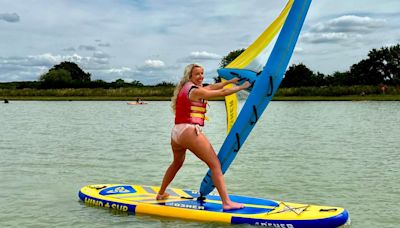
[1,0,399,85]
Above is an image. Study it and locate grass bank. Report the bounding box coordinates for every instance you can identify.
[2,95,400,101]
[1,86,400,101]
[273,95,400,101]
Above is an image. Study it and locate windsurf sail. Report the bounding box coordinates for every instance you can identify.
[222,0,294,133]
[200,0,312,197]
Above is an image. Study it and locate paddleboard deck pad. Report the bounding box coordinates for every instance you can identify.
[79,184,350,227]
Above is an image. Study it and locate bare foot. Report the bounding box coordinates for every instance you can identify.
[222,201,244,211]
[156,192,170,200]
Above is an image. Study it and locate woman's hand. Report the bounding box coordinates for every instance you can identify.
[192,80,251,100]
[228,77,240,84]
[240,81,251,90]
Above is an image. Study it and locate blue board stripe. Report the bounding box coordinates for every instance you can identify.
[164,199,272,214]
[231,209,349,227]
[182,189,279,207]
[79,191,136,214]
[204,194,279,208]
[99,185,136,195]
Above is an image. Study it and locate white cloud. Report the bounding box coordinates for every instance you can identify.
[189,51,221,60]
[302,15,387,45]
[98,42,111,47]
[0,13,20,22]
[90,67,135,82]
[106,67,132,74]
[294,46,304,54]
[1,1,400,83]
[62,47,76,52]
[302,32,350,43]
[142,59,165,69]
[78,45,97,51]
[92,53,108,59]
[178,51,221,64]
[312,15,386,33]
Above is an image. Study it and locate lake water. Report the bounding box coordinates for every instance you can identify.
[0,100,399,228]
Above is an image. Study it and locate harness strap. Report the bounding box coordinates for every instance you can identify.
[190,113,209,120]
[190,106,206,112]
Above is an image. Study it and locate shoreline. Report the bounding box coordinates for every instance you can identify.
[2,95,400,101]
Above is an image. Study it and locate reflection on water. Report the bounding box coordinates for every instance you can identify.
[0,101,399,228]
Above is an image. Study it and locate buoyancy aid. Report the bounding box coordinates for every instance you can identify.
[175,82,207,126]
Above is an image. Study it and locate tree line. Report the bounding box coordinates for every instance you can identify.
[1,44,399,90]
[0,61,174,89]
[220,44,400,88]
[281,44,400,88]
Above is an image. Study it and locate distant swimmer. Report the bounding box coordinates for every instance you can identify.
[136,97,144,104]
[127,98,147,105]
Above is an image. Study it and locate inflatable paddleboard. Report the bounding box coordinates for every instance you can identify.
[79,184,350,227]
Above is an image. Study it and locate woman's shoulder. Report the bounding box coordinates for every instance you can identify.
[183,81,200,90]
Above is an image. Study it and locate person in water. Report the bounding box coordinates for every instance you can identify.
[156,63,250,210]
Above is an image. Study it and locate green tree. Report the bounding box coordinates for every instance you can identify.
[131,80,144,87]
[325,71,352,86]
[155,81,175,87]
[281,63,315,87]
[53,61,91,82]
[40,61,91,88]
[387,44,400,84]
[39,69,73,88]
[90,79,109,88]
[54,61,90,82]
[114,78,126,87]
[349,44,400,85]
[313,72,326,86]
[220,48,245,68]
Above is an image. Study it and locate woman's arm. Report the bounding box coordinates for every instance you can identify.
[204,77,240,90]
[190,81,250,101]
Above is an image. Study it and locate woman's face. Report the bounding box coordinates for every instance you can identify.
[190,66,204,86]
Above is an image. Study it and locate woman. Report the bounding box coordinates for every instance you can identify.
[156,63,250,210]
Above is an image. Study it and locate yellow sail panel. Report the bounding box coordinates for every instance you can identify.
[226,0,294,69]
[222,79,238,133]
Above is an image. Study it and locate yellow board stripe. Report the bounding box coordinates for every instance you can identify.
[172,188,193,198]
[133,186,149,195]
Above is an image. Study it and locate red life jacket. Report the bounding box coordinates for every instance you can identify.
[175,82,207,126]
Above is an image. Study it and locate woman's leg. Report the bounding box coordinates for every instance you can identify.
[179,128,244,210]
[157,139,186,200]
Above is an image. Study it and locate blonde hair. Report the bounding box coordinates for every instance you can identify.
[171,63,203,113]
